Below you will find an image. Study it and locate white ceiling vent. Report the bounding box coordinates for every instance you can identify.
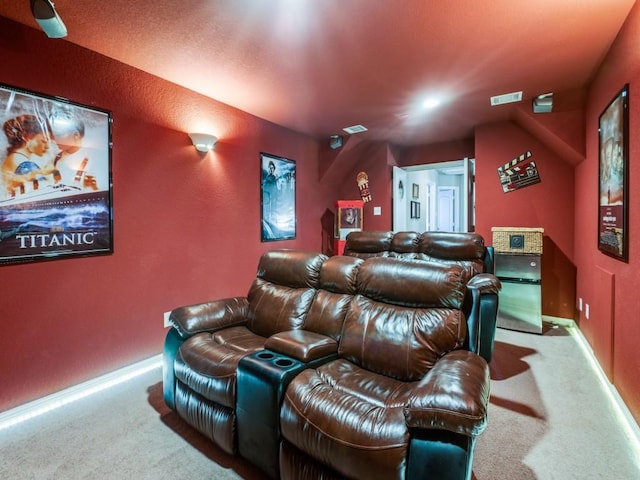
[343,124,368,134]
[490,91,523,106]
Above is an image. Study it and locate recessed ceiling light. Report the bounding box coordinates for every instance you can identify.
[343,124,368,134]
[423,98,441,109]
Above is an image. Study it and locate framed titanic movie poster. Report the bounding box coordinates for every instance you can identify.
[260,152,296,242]
[598,84,629,262]
[0,83,113,265]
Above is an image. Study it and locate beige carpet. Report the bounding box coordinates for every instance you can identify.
[1,322,638,479]
[474,322,639,479]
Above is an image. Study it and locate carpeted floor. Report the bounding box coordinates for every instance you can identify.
[474,321,639,479]
[1,321,639,479]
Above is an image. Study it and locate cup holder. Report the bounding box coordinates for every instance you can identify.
[257,352,275,360]
[275,358,293,367]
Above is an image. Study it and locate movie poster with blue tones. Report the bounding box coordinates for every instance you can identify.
[260,152,296,241]
[0,83,112,265]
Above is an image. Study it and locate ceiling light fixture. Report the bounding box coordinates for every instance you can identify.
[30,0,67,38]
[422,97,441,109]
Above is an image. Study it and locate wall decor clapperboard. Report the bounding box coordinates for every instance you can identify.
[497,151,541,193]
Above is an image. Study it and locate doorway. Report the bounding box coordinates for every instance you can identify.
[392,158,474,232]
[436,186,458,231]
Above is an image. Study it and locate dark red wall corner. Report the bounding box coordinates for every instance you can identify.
[474,121,576,319]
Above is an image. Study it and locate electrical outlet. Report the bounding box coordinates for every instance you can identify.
[585,304,590,320]
[578,297,583,311]
[163,311,172,328]
[373,206,382,216]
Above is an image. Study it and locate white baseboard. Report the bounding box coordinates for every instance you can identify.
[0,354,162,431]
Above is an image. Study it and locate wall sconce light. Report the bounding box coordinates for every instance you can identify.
[188,133,218,152]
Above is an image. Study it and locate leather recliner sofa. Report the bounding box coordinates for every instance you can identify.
[343,231,501,362]
[163,249,491,480]
[162,249,329,454]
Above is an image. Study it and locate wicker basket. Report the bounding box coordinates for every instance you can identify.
[491,227,544,254]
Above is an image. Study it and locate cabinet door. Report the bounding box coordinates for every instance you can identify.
[497,280,542,334]
[495,254,541,281]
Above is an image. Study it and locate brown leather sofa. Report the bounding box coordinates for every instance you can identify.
[162,249,329,454]
[163,249,490,480]
[343,230,501,362]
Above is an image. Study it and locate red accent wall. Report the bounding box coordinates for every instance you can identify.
[576,1,640,424]
[399,138,475,166]
[0,18,334,412]
[474,122,576,319]
[325,141,394,232]
[474,122,575,256]
[3,7,640,424]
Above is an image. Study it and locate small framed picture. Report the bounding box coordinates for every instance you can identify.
[412,183,419,198]
[410,201,420,219]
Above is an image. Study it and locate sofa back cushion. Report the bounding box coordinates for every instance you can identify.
[416,232,486,279]
[388,231,421,259]
[247,250,326,337]
[342,231,392,258]
[338,257,467,381]
[344,231,488,279]
[303,255,363,340]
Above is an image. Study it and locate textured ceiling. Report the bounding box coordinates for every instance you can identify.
[0,0,635,146]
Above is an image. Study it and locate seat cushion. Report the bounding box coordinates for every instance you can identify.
[174,326,265,408]
[280,359,415,480]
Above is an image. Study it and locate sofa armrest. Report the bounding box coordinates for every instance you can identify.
[467,273,501,295]
[404,350,490,437]
[169,296,249,337]
[265,330,338,364]
[465,273,500,363]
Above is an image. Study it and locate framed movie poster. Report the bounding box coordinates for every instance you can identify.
[260,152,296,241]
[598,84,629,262]
[0,83,113,265]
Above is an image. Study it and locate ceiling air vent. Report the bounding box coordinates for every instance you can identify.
[343,124,368,134]
[490,91,523,106]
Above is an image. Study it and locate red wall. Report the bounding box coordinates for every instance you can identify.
[3,7,640,424]
[395,128,577,318]
[474,122,575,257]
[0,18,334,412]
[399,138,475,166]
[320,140,395,232]
[576,1,640,423]
[342,143,394,231]
[474,122,576,319]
